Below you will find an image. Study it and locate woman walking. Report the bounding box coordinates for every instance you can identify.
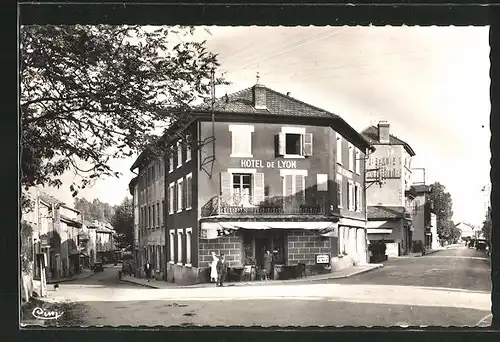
[210,252,219,284]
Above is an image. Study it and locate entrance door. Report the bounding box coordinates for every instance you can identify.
[255,237,271,268]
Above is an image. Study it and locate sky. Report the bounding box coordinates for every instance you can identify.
[40,26,491,226]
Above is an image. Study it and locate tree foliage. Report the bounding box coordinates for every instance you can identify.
[111,197,134,251]
[428,182,458,243]
[20,25,224,208]
[74,197,115,223]
[482,206,492,242]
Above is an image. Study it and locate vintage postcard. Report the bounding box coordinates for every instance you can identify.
[19,25,491,328]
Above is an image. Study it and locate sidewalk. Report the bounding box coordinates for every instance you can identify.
[121,263,384,289]
[40,268,94,285]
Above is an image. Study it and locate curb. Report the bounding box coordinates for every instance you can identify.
[326,264,384,279]
[120,264,385,289]
[46,269,98,285]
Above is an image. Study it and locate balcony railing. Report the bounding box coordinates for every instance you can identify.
[201,195,327,217]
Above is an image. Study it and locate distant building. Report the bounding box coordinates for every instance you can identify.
[85,220,115,263]
[411,184,439,250]
[361,121,416,256]
[455,222,476,239]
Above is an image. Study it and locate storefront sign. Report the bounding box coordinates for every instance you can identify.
[315,253,331,265]
[40,236,50,247]
[240,159,298,169]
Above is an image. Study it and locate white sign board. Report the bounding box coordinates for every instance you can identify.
[315,254,331,265]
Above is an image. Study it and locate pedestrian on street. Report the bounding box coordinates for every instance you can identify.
[216,253,227,287]
[263,250,273,281]
[144,260,152,282]
[210,252,219,284]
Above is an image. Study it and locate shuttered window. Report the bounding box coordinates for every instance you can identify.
[277,132,313,157]
[282,174,305,203]
[220,171,264,206]
[336,174,343,208]
[355,183,361,212]
[177,230,183,264]
[168,182,174,214]
[348,143,354,171]
[185,173,192,210]
[348,181,354,211]
[185,228,192,266]
[229,125,254,158]
[186,135,192,162]
[355,149,361,174]
[177,140,183,168]
[336,133,343,165]
[177,179,183,212]
[169,230,175,262]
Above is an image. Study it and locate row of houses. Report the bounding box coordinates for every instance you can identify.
[128,80,441,285]
[21,188,115,283]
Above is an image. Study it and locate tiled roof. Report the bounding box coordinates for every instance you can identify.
[199,86,340,119]
[368,206,406,220]
[361,125,416,156]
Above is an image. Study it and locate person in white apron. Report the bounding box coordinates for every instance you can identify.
[210,252,219,283]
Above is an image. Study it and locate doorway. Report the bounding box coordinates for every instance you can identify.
[255,237,271,268]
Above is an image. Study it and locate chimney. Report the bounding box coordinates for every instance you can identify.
[253,72,266,110]
[377,120,390,144]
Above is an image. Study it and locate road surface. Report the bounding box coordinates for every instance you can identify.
[22,245,492,327]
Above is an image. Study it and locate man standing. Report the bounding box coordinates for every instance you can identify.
[144,259,151,282]
[263,250,273,281]
[216,253,228,287]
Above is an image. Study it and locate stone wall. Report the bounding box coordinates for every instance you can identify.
[287,230,331,266]
[198,232,243,268]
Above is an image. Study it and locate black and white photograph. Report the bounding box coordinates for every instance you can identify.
[19,24,491,328]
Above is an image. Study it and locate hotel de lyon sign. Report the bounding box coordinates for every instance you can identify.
[240,159,298,169]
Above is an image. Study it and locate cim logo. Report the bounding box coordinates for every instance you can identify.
[32,307,64,320]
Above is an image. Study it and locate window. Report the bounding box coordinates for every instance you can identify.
[177,140,183,168]
[355,149,361,174]
[185,228,192,266]
[152,205,156,228]
[186,136,192,162]
[281,170,307,205]
[233,173,252,205]
[348,181,354,211]
[169,152,173,173]
[317,174,328,192]
[355,183,361,212]
[277,128,313,157]
[169,230,175,263]
[168,182,174,214]
[229,125,254,158]
[177,178,183,212]
[348,143,354,171]
[147,207,151,228]
[177,229,183,265]
[156,203,160,227]
[161,200,165,225]
[336,174,343,208]
[185,173,192,210]
[336,133,343,165]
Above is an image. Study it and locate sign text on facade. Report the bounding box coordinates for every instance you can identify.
[240,159,298,169]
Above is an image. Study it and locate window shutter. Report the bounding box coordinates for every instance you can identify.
[183,179,187,209]
[302,133,313,156]
[220,172,232,200]
[295,175,305,203]
[252,172,265,205]
[278,133,286,156]
[284,175,294,197]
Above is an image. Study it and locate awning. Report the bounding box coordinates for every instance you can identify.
[200,221,338,240]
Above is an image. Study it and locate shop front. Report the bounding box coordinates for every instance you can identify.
[198,220,338,282]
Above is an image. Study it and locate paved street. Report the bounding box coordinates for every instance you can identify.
[23,245,492,327]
